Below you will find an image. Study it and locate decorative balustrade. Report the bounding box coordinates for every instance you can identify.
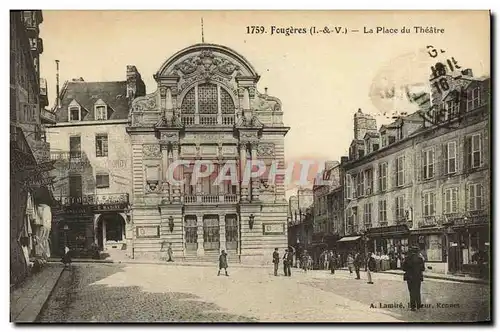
[181,115,195,126]
[223,194,238,203]
[184,195,197,203]
[183,193,239,204]
[201,194,220,203]
[181,114,235,126]
[199,115,218,126]
[221,115,235,126]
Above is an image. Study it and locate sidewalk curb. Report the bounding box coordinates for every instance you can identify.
[48,259,268,269]
[379,270,489,285]
[15,265,65,323]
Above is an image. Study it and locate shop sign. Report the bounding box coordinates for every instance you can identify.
[94,204,128,212]
[262,223,285,235]
[136,226,160,238]
[21,175,56,189]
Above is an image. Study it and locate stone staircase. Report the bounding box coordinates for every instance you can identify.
[183,250,240,264]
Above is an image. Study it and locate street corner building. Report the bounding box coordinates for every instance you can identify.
[47,43,290,265]
[341,70,490,276]
[10,10,57,286]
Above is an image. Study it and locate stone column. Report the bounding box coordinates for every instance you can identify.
[171,142,181,203]
[102,219,107,249]
[251,143,260,201]
[161,143,170,203]
[196,213,204,256]
[239,142,249,201]
[219,213,226,251]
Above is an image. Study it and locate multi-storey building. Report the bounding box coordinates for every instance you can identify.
[127,43,289,264]
[287,188,313,256]
[342,70,490,275]
[47,66,145,257]
[10,10,54,285]
[311,161,343,259]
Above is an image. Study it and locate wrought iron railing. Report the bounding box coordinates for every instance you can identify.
[419,215,440,228]
[56,193,129,207]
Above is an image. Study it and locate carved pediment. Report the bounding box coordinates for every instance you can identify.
[172,49,241,79]
[236,114,264,128]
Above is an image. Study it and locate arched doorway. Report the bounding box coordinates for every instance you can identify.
[96,213,126,250]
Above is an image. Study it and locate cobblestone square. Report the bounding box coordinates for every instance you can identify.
[36,263,490,323]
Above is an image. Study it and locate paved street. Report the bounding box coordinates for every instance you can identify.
[37,263,490,323]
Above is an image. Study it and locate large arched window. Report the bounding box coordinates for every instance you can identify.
[180,83,235,114]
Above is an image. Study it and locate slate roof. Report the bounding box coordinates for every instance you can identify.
[54,81,129,122]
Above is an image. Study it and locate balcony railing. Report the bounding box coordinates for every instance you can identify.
[199,115,218,126]
[51,151,83,161]
[445,211,489,226]
[56,193,129,207]
[181,115,195,126]
[419,215,441,228]
[180,114,235,127]
[224,194,238,203]
[183,193,239,204]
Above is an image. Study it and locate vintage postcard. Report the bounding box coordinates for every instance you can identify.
[10,10,491,323]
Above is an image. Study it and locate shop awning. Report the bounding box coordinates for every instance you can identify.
[337,236,361,242]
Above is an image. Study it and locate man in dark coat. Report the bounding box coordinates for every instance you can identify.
[272,248,280,276]
[283,249,292,277]
[353,252,362,279]
[218,250,229,276]
[402,246,425,311]
[329,251,337,274]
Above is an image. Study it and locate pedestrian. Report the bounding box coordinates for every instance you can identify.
[283,249,292,277]
[61,245,71,268]
[301,250,309,272]
[167,243,174,262]
[353,252,362,279]
[347,253,355,274]
[329,251,337,274]
[218,250,229,276]
[402,245,425,311]
[366,252,376,284]
[272,247,280,276]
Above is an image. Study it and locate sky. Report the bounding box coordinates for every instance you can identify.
[38,10,490,196]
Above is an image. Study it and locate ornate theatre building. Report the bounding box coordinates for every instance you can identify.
[127,44,289,264]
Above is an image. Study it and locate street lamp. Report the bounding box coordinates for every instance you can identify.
[168,216,174,233]
[249,214,255,230]
[63,224,69,253]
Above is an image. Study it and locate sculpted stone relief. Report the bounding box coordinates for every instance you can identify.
[173,50,240,78]
[132,91,158,112]
[257,143,275,157]
[142,144,162,159]
[251,90,282,112]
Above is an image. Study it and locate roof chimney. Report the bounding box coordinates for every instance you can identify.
[55,60,60,108]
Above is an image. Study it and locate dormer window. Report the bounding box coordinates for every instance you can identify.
[68,99,82,122]
[94,99,109,120]
[69,106,81,121]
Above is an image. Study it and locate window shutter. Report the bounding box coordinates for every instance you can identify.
[421,151,426,181]
[466,184,471,211]
[464,136,472,172]
[443,143,449,175]
[390,159,397,189]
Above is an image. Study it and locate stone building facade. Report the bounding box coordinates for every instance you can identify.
[10,10,54,285]
[127,44,289,264]
[47,66,145,257]
[342,71,490,275]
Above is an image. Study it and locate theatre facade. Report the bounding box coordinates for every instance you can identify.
[127,44,290,264]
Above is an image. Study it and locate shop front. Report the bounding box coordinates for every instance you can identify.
[51,193,130,258]
[445,213,490,278]
[409,227,446,273]
[366,224,411,271]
